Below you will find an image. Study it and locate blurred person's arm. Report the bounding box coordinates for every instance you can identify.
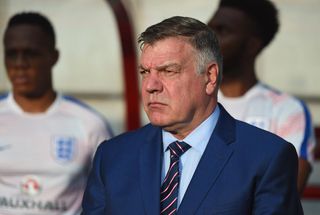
[275,99,316,194]
[298,158,312,195]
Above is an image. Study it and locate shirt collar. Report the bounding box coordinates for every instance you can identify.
[162,105,220,154]
[8,92,61,116]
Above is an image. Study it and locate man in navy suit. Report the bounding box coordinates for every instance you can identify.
[82,16,303,214]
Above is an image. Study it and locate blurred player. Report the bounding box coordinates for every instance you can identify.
[208,0,316,194]
[0,12,113,214]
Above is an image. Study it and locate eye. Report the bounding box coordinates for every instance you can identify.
[25,50,39,57]
[139,69,150,77]
[5,50,17,59]
[161,69,178,77]
[214,25,230,37]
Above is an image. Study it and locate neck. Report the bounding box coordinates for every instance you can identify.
[220,64,257,97]
[13,90,57,113]
[169,99,217,140]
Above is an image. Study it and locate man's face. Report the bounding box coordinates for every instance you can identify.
[4,24,57,97]
[140,37,215,136]
[208,7,253,74]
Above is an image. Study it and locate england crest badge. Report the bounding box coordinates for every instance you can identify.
[52,136,76,163]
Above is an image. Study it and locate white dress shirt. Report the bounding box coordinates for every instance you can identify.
[161,105,220,207]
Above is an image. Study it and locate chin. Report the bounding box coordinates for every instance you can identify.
[14,88,32,95]
[148,115,168,127]
[149,119,165,127]
[14,89,41,98]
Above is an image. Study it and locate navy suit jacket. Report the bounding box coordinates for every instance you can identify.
[82,105,303,214]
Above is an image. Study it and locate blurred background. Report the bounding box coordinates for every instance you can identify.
[0,0,319,213]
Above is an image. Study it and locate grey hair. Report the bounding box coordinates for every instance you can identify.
[138,16,223,86]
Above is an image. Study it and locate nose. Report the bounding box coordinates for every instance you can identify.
[144,72,163,94]
[14,53,29,68]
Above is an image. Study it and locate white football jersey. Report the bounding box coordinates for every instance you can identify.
[219,83,316,162]
[0,93,113,215]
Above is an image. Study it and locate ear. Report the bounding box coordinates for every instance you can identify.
[50,49,59,66]
[247,36,263,56]
[205,62,219,95]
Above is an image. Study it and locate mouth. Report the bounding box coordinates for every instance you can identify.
[147,102,167,109]
[12,76,29,85]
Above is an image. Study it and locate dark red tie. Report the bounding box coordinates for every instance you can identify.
[160,141,191,215]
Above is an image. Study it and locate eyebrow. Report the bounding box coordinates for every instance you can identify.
[156,63,181,71]
[139,62,181,70]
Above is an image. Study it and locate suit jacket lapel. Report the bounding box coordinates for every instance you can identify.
[178,105,236,214]
[139,126,162,215]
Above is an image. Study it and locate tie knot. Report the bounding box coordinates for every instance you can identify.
[168,141,191,158]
